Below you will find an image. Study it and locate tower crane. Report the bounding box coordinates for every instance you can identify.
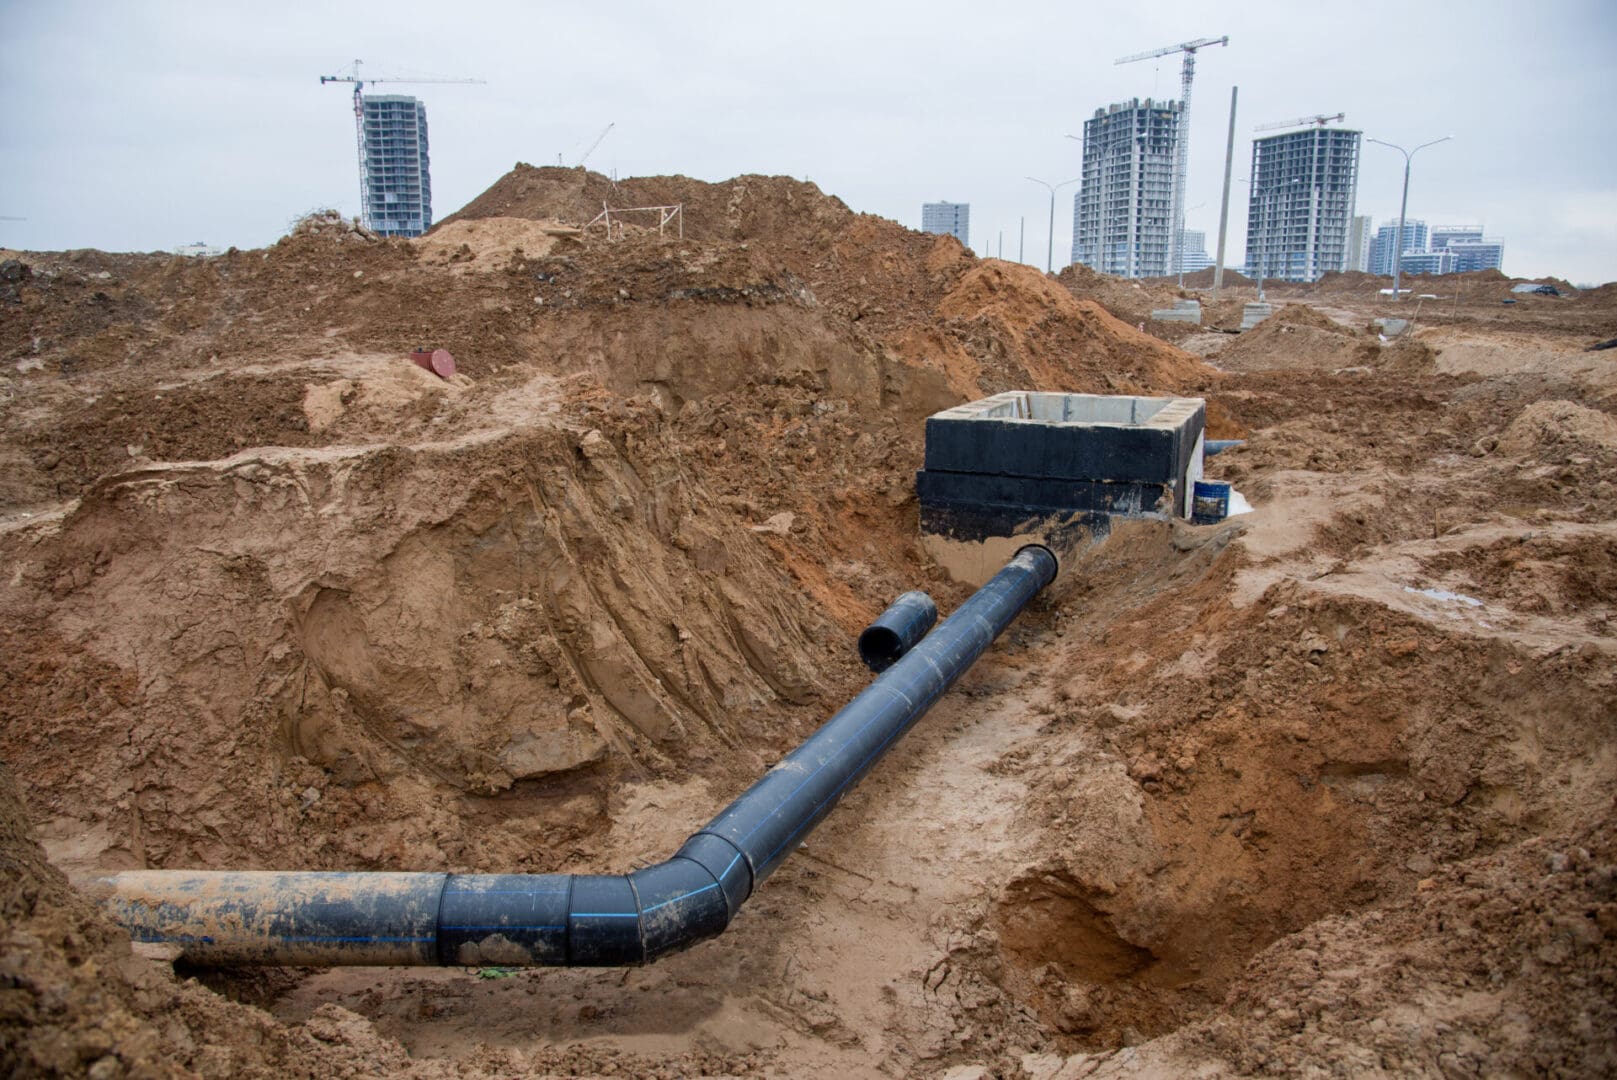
[575,123,615,169]
[319,60,484,232]
[1255,113,1345,133]
[1115,35,1228,283]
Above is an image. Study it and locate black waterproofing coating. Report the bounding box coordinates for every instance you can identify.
[99,546,1057,967]
[857,590,938,672]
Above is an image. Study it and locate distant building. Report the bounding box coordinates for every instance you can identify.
[1179,229,1213,273]
[1398,250,1456,276]
[921,202,970,246]
[1448,239,1505,273]
[1346,215,1374,273]
[1430,226,1484,251]
[1368,219,1428,276]
[1071,98,1183,278]
[1366,221,1505,276]
[1243,126,1362,283]
[361,94,432,237]
[172,241,223,258]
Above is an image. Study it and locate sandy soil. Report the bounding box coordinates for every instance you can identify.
[1,169,1613,1078]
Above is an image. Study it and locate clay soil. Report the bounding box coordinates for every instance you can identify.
[1,169,1614,1078]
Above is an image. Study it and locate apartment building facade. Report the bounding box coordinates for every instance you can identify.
[1071,98,1182,278]
[1244,126,1362,283]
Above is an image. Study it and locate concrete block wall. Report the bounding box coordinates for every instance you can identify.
[916,392,1206,580]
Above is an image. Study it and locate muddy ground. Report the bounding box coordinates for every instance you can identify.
[1,168,1614,1078]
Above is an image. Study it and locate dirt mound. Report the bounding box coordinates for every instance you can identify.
[1497,399,1617,460]
[413,216,577,272]
[1180,816,1617,1077]
[977,526,1617,1047]
[1053,263,1180,327]
[0,390,854,877]
[1212,303,1379,371]
[925,260,1213,396]
[1308,268,1515,298]
[1307,269,1390,296]
[439,164,857,249]
[1580,281,1617,306]
[437,164,1215,412]
[1175,266,1253,289]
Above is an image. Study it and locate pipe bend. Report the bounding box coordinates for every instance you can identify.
[98,547,1054,968]
[422,850,742,967]
[628,858,730,962]
[442,859,733,967]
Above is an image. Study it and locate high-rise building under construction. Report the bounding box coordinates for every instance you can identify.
[361,95,432,238]
[921,202,971,246]
[1071,98,1182,278]
[1244,126,1361,283]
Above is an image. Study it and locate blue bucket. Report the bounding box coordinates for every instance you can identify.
[1191,480,1231,524]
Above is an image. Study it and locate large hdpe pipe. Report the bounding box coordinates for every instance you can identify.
[97,545,1057,968]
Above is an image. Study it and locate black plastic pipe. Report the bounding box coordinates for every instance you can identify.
[857,590,937,672]
[97,545,1057,968]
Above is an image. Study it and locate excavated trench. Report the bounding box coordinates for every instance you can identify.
[6,384,1608,1072]
[31,448,1604,1064]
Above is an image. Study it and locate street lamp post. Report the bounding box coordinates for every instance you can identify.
[1366,135,1453,301]
[1026,176,1080,274]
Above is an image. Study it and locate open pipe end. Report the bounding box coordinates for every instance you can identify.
[857,590,938,672]
[857,625,904,673]
[1013,543,1059,588]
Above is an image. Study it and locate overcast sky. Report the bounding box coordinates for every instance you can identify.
[3,1,1615,283]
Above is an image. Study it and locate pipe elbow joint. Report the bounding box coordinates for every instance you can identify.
[632,832,753,962]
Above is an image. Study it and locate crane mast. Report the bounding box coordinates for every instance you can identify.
[1115,36,1228,283]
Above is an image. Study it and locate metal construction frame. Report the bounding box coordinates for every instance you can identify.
[583,203,685,240]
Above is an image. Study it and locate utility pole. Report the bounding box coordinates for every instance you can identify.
[1019,217,1025,264]
[1213,86,1238,297]
[1367,135,1453,301]
[1026,176,1079,274]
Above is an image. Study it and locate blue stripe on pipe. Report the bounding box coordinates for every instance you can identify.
[571,912,639,918]
[442,925,565,932]
[640,881,720,914]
